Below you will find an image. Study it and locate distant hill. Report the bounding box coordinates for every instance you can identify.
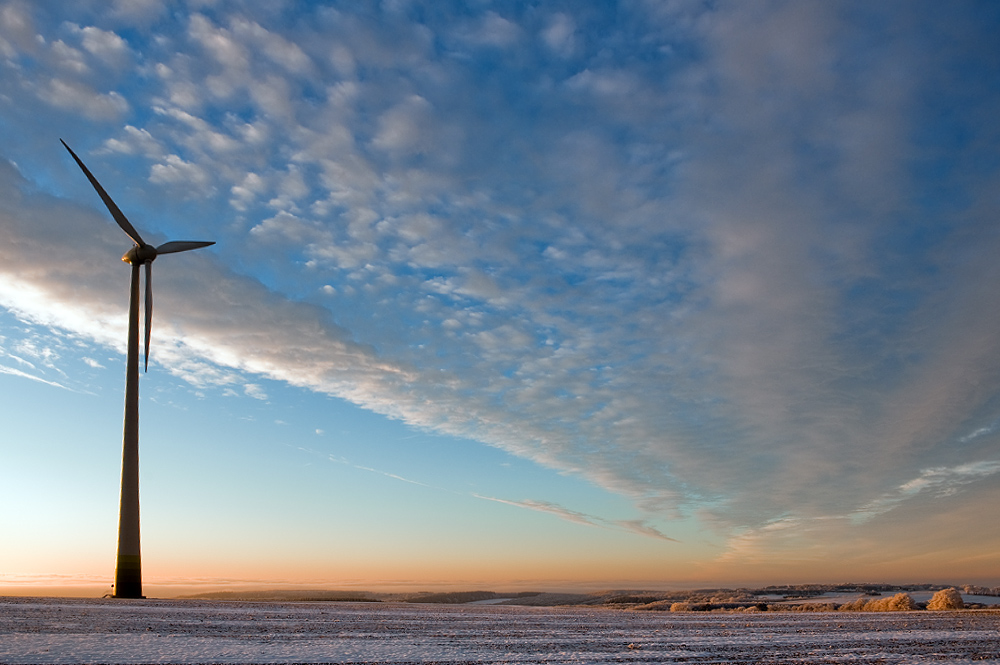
[180,583,1000,609]
[400,591,541,604]
[182,590,384,602]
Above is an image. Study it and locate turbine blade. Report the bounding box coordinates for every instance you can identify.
[144,262,152,373]
[60,139,146,246]
[156,240,216,254]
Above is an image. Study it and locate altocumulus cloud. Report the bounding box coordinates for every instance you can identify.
[1,0,1000,561]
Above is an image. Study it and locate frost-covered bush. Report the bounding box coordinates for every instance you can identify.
[633,599,675,611]
[927,588,964,610]
[882,593,918,611]
[786,603,838,612]
[839,593,916,612]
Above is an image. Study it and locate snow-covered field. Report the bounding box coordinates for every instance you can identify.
[2,596,999,664]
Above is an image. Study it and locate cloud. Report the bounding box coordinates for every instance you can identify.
[850,461,1000,524]
[372,95,437,159]
[101,125,164,157]
[0,2,36,56]
[329,457,437,491]
[188,13,249,74]
[614,520,678,542]
[713,517,811,565]
[475,496,677,542]
[35,78,129,120]
[243,383,267,400]
[229,16,312,75]
[477,496,597,527]
[149,154,212,192]
[0,363,69,390]
[153,106,240,155]
[67,24,132,68]
[249,211,320,244]
[541,13,576,59]
[109,0,165,25]
[312,447,673,547]
[230,172,266,211]
[960,421,1000,444]
[452,11,521,49]
[565,69,639,98]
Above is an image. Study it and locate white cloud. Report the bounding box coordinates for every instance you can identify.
[565,69,638,98]
[70,24,131,68]
[476,496,676,541]
[0,364,68,389]
[149,154,212,191]
[454,269,504,304]
[110,0,165,25]
[230,172,266,211]
[541,13,576,59]
[0,2,36,56]
[35,78,129,120]
[243,383,267,400]
[102,125,164,157]
[249,74,294,120]
[372,95,433,156]
[453,11,521,48]
[850,461,1000,524]
[276,166,308,203]
[713,517,812,565]
[154,60,204,110]
[960,421,1000,444]
[229,16,312,74]
[153,106,239,154]
[188,13,248,73]
[50,40,89,75]
[249,211,318,244]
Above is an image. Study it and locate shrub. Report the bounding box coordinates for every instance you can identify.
[787,603,838,612]
[927,588,964,610]
[839,593,916,612]
[838,598,867,611]
[669,602,690,612]
[883,592,918,611]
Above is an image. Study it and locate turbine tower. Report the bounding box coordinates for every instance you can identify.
[61,140,214,599]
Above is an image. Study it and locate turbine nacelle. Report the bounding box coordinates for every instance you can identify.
[123,244,157,265]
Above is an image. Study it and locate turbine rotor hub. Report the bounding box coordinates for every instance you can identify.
[122,244,158,265]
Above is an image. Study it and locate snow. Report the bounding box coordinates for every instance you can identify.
[2,596,999,664]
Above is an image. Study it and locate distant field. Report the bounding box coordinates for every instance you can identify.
[3,596,999,664]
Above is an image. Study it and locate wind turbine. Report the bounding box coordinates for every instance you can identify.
[61,139,214,599]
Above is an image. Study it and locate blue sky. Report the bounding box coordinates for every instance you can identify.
[2,0,1000,595]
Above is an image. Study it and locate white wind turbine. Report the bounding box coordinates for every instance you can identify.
[62,139,214,599]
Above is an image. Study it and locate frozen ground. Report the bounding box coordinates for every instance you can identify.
[2,596,999,664]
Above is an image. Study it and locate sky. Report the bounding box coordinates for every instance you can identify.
[2,0,1000,597]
